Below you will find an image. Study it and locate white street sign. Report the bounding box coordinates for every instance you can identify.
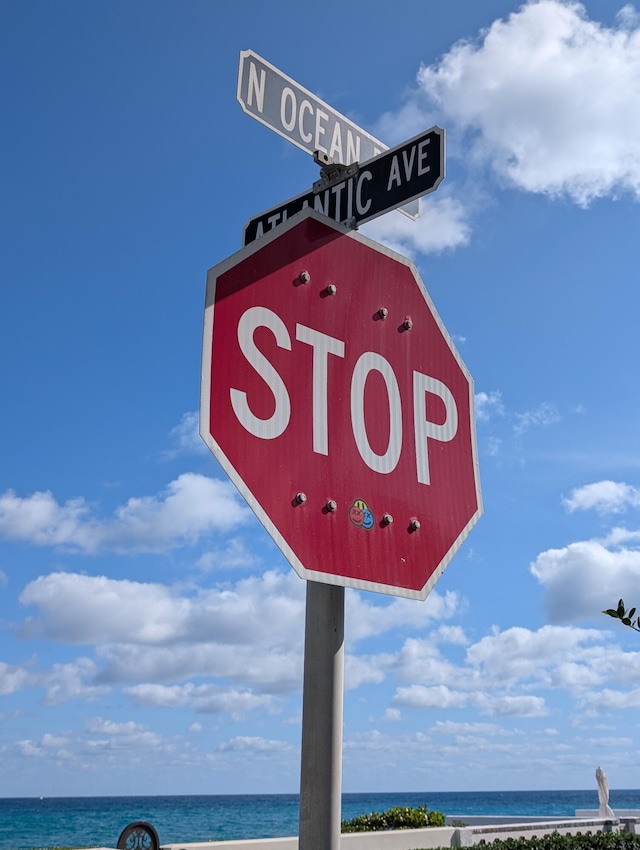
[237,50,419,220]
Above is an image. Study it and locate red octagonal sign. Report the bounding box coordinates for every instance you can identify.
[200,210,482,600]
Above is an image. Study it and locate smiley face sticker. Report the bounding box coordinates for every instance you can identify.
[349,499,375,529]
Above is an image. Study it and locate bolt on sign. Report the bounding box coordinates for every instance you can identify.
[200,209,482,600]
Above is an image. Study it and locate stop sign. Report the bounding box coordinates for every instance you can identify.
[200,209,482,600]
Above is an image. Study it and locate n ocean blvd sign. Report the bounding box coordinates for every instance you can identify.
[243,127,444,246]
[237,49,419,220]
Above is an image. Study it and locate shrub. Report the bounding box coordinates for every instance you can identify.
[341,805,445,832]
[486,834,640,850]
[420,832,640,850]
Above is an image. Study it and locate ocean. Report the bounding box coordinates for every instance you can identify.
[1,790,640,850]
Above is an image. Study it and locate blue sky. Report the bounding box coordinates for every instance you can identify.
[2,0,640,798]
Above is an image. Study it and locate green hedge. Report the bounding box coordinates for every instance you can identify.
[410,832,640,850]
[341,805,445,832]
[469,834,640,850]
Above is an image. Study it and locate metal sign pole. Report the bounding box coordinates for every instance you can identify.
[299,580,345,850]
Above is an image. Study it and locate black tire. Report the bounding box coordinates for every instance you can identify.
[117,821,160,850]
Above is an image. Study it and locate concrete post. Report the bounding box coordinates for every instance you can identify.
[299,581,345,850]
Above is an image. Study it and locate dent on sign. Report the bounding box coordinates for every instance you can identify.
[230,305,458,487]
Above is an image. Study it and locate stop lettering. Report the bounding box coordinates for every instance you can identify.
[200,209,482,600]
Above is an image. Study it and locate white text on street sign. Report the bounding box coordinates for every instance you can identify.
[243,127,444,246]
[236,49,419,220]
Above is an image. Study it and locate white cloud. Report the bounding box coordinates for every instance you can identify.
[84,717,164,750]
[345,654,389,690]
[381,622,640,720]
[125,683,189,707]
[382,708,402,722]
[392,636,465,686]
[531,539,640,622]
[0,662,32,695]
[476,693,548,717]
[162,412,208,460]
[195,538,261,572]
[16,735,73,759]
[362,194,472,256]
[43,658,109,705]
[346,589,459,642]
[416,0,640,205]
[513,402,561,434]
[217,735,292,754]
[19,570,465,699]
[20,569,305,648]
[430,720,508,736]
[582,687,640,711]
[586,735,633,746]
[19,570,306,695]
[431,624,469,646]
[125,682,277,719]
[475,391,505,422]
[0,474,248,554]
[391,684,547,716]
[393,683,469,710]
[466,624,603,681]
[563,480,640,514]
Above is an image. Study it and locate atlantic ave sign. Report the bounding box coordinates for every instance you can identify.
[243,127,444,245]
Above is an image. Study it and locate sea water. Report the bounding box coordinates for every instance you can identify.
[2,790,640,850]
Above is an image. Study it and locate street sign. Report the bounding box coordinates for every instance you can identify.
[237,49,419,219]
[243,127,444,246]
[201,209,482,600]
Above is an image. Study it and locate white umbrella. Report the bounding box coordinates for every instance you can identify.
[596,766,615,818]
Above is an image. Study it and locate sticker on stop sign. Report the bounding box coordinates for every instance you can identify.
[200,209,482,600]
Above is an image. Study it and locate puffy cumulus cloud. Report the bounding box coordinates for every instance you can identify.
[391,684,547,716]
[96,641,303,692]
[466,624,604,681]
[344,654,390,690]
[42,658,110,705]
[19,570,466,698]
[531,539,640,622]
[20,569,305,648]
[563,480,640,514]
[0,661,32,695]
[162,411,208,460]
[346,589,460,642]
[217,735,292,754]
[475,391,505,422]
[475,693,548,717]
[16,734,74,760]
[361,194,472,256]
[195,538,261,572]
[0,474,248,554]
[392,636,467,686]
[393,684,470,710]
[582,688,640,711]
[430,720,509,736]
[18,570,307,695]
[416,0,640,205]
[0,656,108,706]
[431,624,468,646]
[84,716,165,750]
[125,682,278,719]
[383,623,640,719]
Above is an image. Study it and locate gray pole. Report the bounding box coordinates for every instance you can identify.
[299,580,345,850]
